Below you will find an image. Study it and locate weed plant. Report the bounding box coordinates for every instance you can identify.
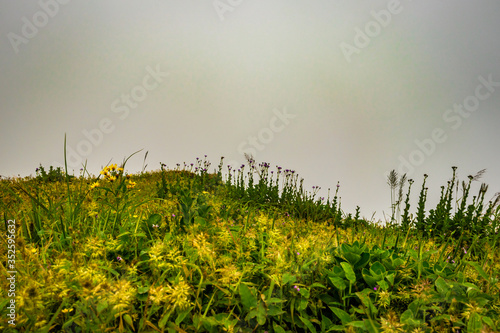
[1,146,500,332]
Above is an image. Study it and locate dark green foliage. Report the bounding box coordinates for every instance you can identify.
[35,164,74,182]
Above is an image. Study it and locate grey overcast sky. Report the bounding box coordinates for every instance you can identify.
[1,0,500,222]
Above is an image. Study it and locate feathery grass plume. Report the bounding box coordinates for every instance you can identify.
[387,169,399,225]
[396,173,407,224]
[471,168,487,181]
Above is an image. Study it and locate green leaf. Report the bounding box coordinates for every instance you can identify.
[329,306,351,325]
[463,282,479,291]
[465,261,489,281]
[482,315,495,329]
[159,309,173,329]
[62,318,76,329]
[377,280,389,291]
[147,213,162,225]
[267,297,286,304]
[123,314,134,330]
[328,276,347,290]
[392,257,405,267]
[298,298,308,311]
[343,252,361,266]
[347,321,366,329]
[401,309,423,325]
[435,277,450,295]
[273,323,286,333]
[283,272,296,285]
[385,273,395,286]
[96,300,108,314]
[356,290,378,316]
[321,316,333,331]
[354,252,371,270]
[299,287,310,299]
[309,283,326,289]
[267,305,285,316]
[299,316,317,333]
[370,261,386,275]
[175,306,193,326]
[137,286,150,294]
[340,262,356,284]
[239,283,257,310]
[256,302,266,326]
[467,313,482,333]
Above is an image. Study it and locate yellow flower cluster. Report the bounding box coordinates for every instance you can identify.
[99,164,124,182]
[164,277,193,310]
[217,264,242,285]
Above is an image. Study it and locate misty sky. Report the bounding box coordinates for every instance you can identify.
[1,0,500,222]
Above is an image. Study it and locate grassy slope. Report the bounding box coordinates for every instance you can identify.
[0,165,499,333]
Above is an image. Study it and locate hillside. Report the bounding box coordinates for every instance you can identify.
[1,155,499,332]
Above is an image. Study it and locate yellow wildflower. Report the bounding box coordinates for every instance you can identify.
[164,277,193,310]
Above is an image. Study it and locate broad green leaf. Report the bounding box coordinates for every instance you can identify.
[341,262,356,284]
[347,321,366,329]
[392,258,405,267]
[385,273,395,286]
[256,302,266,326]
[370,261,386,275]
[96,300,108,315]
[299,298,308,311]
[159,309,173,329]
[343,252,361,265]
[273,323,286,333]
[321,316,332,331]
[282,272,296,285]
[354,252,371,270]
[482,316,495,329]
[309,283,326,289]
[239,283,257,310]
[430,314,451,322]
[467,313,482,333]
[400,309,414,323]
[329,306,351,324]
[435,277,450,295]
[299,316,317,333]
[356,290,378,316]
[175,306,193,326]
[147,213,162,225]
[267,305,285,316]
[123,314,134,330]
[137,286,150,294]
[377,280,389,291]
[299,287,310,299]
[329,276,347,290]
[463,282,478,289]
[267,297,286,304]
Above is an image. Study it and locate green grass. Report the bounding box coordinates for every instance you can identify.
[1,148,499,332]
